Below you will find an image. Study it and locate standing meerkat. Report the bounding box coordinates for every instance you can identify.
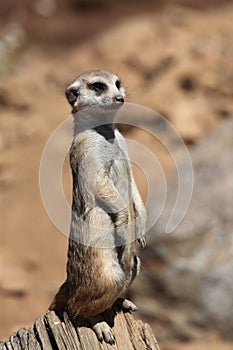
[49,69,146,344]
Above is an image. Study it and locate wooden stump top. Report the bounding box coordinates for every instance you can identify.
[0,310,160,350]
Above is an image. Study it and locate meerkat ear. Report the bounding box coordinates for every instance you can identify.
[65,86,79,106]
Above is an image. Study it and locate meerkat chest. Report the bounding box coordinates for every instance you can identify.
[108,137,132,192]
[109,156,130,182]
[72,129,132,189]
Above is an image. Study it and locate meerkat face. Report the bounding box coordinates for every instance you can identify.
[65,70,125,112]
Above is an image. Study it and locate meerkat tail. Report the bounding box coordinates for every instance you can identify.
[49,281,69,312]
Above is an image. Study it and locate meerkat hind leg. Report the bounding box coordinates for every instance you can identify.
[114,297,137,312]
[88,314,115,344]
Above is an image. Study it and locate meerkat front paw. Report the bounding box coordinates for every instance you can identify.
[88,315,115,344]
[137,235,146,249]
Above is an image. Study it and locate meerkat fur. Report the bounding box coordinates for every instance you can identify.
[49,69,146,344]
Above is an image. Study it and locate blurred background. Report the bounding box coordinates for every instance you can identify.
[0,1,233,349]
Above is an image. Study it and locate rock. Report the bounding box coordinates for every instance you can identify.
[133,118,233,340]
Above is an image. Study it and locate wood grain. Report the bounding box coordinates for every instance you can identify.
[0,310,160,350]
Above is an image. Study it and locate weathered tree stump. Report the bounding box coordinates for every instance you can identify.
[0,310,160,350]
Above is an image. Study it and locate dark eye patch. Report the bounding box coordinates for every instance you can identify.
[88,82,107,92]
[116,80,121,89]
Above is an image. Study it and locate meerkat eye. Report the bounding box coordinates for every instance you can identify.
[89,82,107,92]
[116,80,121,89]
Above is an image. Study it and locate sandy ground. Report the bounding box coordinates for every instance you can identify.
[0,1,233,349]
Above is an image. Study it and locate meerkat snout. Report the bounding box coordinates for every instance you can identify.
[65,87,79,106]
[114,95,124,104]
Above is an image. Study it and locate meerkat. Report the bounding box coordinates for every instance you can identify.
[49,69,146,344]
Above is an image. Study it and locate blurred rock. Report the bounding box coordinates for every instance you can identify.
[33,0,57,16]
[133,118,233,340]
[0,23,26,58]
[0,265,29,298]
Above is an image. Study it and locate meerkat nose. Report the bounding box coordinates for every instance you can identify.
[114,95,124,104]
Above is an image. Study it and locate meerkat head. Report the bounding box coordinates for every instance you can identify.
[65,70,125,113]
